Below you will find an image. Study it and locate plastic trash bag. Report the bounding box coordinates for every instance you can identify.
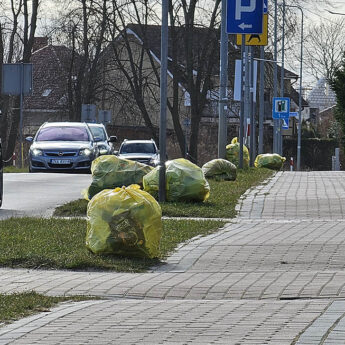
[143,158,210,202]
[86,184,162,258]
[202,159,237,181]
[226,137,249,169]
[254,153,286,170]
[86,155,153,200]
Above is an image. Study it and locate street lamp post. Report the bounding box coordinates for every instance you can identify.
[159,0,168,201]
[281,4,304,170]
[218,0,228,159]
[273,0,278,153]
[297,7,304,171]
[279,0,285,156]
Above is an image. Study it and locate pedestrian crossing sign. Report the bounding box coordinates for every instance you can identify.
[282,118,289,130]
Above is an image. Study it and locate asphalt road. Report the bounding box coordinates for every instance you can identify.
[0,173,92,219]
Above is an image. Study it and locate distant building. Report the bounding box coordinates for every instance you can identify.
[305,78,337,125]
[23,37,78,135]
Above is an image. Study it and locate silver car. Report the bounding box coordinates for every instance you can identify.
[26,122,99,172]
[88,123,117,155]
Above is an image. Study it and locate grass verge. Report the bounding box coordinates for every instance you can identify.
[4,166,29,173]
[0,292,91,326]
[54,167,274,218]
[0,217,224,272]
[162,167,273,217]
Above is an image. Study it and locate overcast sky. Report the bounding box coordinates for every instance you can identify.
[37,0,345,88]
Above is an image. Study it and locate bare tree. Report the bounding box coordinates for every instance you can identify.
[101,0,221,161]
[0,0,39,160]
[304,18,345,81]
[49,0,109,121]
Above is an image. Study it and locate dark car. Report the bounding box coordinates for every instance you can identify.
[26,122,99,172]
[88,123,117,155]
[117,139,159,166]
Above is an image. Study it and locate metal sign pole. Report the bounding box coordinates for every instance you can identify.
[280,0,286,156]
[259,46,265,154]
[249,47,254,166]
[297,8,304,171]
[19,63,24,169]
[218,0,228,159]
[244,45,250,149]
[159,0,168,202]
[239,35,245,169]
[273,0,278,153]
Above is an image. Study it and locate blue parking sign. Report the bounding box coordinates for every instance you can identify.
[227,0,264,34]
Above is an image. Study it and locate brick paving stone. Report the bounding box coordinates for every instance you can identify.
[0,300,330,345]
[2,172,345,343]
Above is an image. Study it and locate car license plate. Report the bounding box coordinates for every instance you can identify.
[51,159,71,164]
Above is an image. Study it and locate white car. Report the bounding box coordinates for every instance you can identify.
[117,139,159,166]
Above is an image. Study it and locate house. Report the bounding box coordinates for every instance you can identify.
[97,24,307,160]
[23,37,76,135]
[305,78,337,125]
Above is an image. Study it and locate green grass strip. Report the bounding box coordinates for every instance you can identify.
[54,167,274,218]
[0,217,224,272]
[0,292,90,325]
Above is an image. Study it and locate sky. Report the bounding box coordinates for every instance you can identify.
[36,0,345,89]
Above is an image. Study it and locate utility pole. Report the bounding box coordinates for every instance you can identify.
[279,0,285,156]
[259,46,265,154]
[218,0,228,159]
[273,0,278,153]
[249,47,254,166]
[239,35,245,169]
[159,0,168,202]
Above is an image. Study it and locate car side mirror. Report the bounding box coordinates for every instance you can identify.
[25,136,33,143]
[114,150,119,155]
[108,136,117,143]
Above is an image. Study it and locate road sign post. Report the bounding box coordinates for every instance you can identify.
[2,63,33,169]
[227,0,264,168]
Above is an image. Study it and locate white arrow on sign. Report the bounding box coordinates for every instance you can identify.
[238,23,253,30]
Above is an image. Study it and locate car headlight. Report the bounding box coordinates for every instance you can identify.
[150,158,160,166]
[31,148,43,156]
[79,148,92,156]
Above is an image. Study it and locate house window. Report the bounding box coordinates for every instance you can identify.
[42,89,52,97]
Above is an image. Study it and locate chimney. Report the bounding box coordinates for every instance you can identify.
[32,37,49,52]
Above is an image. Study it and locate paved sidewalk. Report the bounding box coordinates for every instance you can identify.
[1,171,345,344]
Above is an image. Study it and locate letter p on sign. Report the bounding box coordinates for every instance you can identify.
[235,0,256,20]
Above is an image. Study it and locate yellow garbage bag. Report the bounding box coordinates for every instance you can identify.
[86,184,162,258]
[226,137,249,169]
[254,153,286,170]
[143,158,210,202]
[86,155,153,200]
[202,159,237,181]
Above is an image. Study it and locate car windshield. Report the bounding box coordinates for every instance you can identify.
[120,142,156,154]
[90,127,106,141]
[36,126,90,142]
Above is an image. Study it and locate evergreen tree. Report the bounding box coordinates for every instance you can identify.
[330,54,345,145]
